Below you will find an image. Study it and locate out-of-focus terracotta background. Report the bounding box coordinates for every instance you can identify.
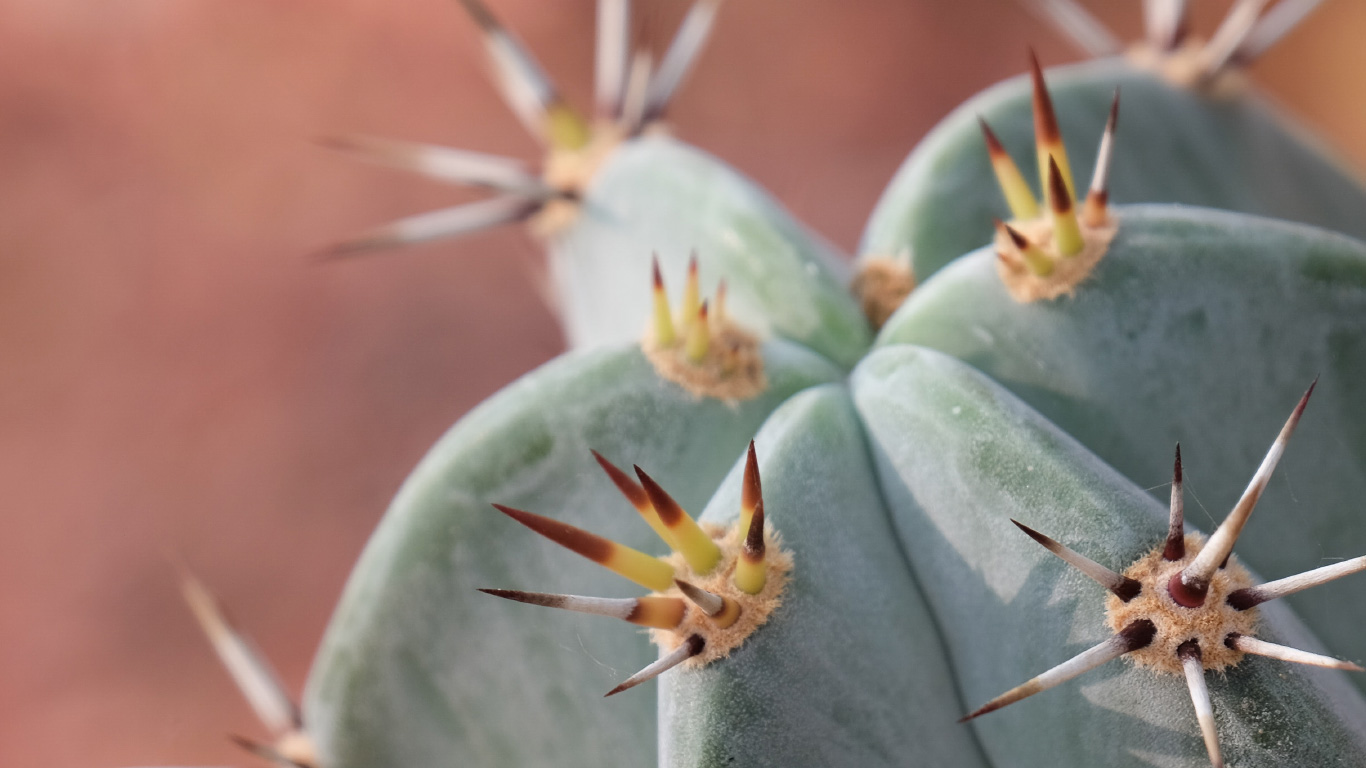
[1,1,1363,765]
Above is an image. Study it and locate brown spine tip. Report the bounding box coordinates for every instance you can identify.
[1001,220,1030,250]
[698,299,708,321]
[1168,571,1208,608]
[652,255,665,290]
[1029,49,1061,145]
[742,441,762,511]
[1047,156,1074,214]
[591,450,650,510]
[633,467,684,525]
[1164,443,1186,561]
[492,503,613,563]
[979,116,1007,157]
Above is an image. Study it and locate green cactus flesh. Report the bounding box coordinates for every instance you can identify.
[881,205,1366,702]
[550,136,870,368]
[852,344,1366,767]
[659,385,989,768]
[302,341,841,768]
[861,57,1366,283]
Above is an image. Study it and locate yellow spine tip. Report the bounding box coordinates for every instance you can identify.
[684,300,710,363]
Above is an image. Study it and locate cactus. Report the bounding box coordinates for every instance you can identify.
[166,2,1366,768]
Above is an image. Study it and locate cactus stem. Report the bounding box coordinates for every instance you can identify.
[1177,379,1316,603]
[455,0,590,149]
[592,448,675,546]
[180,570,302,737]
[1178,641,1224,768]
[650,256,678,348]
[1226,555,1366,611]
[1029,50,1076,201]
[738,441,762,536]
[606,634,705,697]
[229,734,311,768]
[1202,0,1271,80]
[642,0,723,124]
[735,498,767,595]
[681,254,701,334]
[1224,634,1364,672]
[996,220,1053,276]
[684,301,711,362]
[318,135,553,197]
[1164,444,1186,561]
[634,467,723,575]
[1081,88,1119,228]
[492,503,676,591]
[1143,0,1189,51]
[477,589,686,629]
[979,117,1041,221]
[1011,519,1141,601]
[1235,0,1326,64]
[675,579,742,628]
[594,0,631,119]
[1046,157,1084,257]
[319,196,540,259]
[961,619,1156,721]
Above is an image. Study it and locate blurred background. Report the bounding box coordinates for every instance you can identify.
[1,1,1363,765]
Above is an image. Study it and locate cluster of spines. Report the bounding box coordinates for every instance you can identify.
[651,254,727,363]
[483,442,768,696]
[322,0,723,256]
[983,53,1119,277]
[1026,0,1325,75]
[964,380,1366,768]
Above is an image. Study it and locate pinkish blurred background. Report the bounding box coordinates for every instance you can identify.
[1,1,1363,765]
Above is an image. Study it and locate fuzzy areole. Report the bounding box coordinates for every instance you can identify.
[994,215,1118,302]
[642,318,767,402]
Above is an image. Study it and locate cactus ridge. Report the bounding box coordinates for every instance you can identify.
[963,383,1366,768]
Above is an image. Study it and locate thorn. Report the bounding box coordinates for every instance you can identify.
[605,634,704,696]
[1046,156,1083,257]
[1081,88,1118,228]
[650,255,677,346]
[1178,641,1224,768]
[675,579,741,628]
[1227,555,1366,610]
[320,196,541,259]
[734,497,767,595]
[979,117,1041,220]
[229,734,310,768]
[642,0,722,123]
[681,254,701,332]
[633,467,723,574]
[1011,520,1141,600]
[996,220,1054,276]
[1029,49,1075,201]
[1143,0,1189,51]
[1236,0,1326,64]
[180,570,300,736]
[594,0,632,118]
[592,449,674,545]
[739,441,762,535]
[1225,633,1364,672]
[478,588,685,629]
[1020,0,1122,58]
[1202,0,1272,79]
[1164,443,1185,561]
[318,135,548,195]
[619,50,654,134]
[961,619,1156,721]
[455,0,588,148]
[1179,379,1317,602]
[684,300,710,363]
[491,503,675,591]
[713,279,727,324]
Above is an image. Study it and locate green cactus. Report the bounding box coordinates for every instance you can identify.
[172,3,1366,768]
